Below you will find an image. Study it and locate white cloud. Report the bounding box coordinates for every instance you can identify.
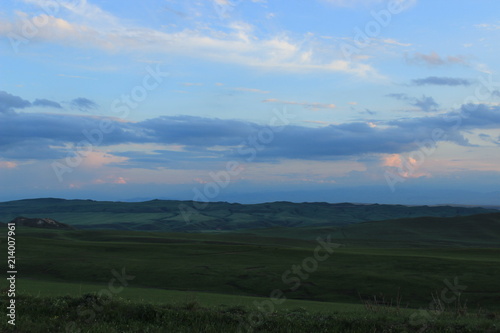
[234,87,270,94]
[382,38,411,47]
[0,1,380,77]
[214,0,231,5]
[182,83,203,87]
[475,22,500,30]
[323,0,416,9]
[263,98,336,110]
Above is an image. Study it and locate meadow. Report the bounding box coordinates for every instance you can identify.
[1,199,499,332]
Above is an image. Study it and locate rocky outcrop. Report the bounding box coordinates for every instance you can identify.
[9,217,74,229]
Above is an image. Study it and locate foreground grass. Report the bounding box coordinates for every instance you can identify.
[1,293,499,333]
[13,278,365,313]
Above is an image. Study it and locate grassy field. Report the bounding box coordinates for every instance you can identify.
[2,293,499,333]
[13,279,366,313]
[3,224,500,309]
[1,199,499,332]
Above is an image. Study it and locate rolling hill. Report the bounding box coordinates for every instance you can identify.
[0,198,497,232]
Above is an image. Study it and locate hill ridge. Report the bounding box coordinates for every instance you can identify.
[0,198,498,232]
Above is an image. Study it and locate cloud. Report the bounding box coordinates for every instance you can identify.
[0,106,139,160]
[478,133,500,145]
[33,98,63,108]
[361,109,377,115]
[411,77,472,87]
[137,116,259,147]
[405,52,468,67]
[182,83,203,87]
[58,74,95,80]
[2,91,500,164]
[0,90,31,113]
[386,93,409,101]
[323,0,417,11]
[80,151,128,169]
[381,38,411,47]
[382,153,430,178]
[93,175,127,185]
[412,95,439,112]
[70,97,98,111]
[475,22,500,30]
[0,2,379,77]
[0,161,17,169]
[263,98,336,110]
[323,0,384,6]
[234,87,270,94]
[386,93,439,112]
[1,91,62,113]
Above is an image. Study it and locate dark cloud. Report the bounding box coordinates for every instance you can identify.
[0,111,138,159]
[411,77,472,86]
[411,95,439,112]
[138,116,259,147]
[478,133,499,144]
[33,98,62,109]
[0,91,31,113]
[135,105,499,161]
[70,97,98,111]
[361,109,377,115]
[0,91,63,114]
[387,93,439,112]
[1,90,500,163]
[387,104,500,141]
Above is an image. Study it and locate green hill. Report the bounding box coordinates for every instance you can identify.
[0,198,496,232]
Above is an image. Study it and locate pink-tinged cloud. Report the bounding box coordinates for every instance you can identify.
[93,176,128,185]
[382,154,431,179]
[114,177,127,184]
[383,154,403,168]
[81,151,128,168]
[194,178,209,184]
[0,161,17,168]
[405,52,468,67]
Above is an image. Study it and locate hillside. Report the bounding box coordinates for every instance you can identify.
[0,198,497,232]
[247,212,500,247]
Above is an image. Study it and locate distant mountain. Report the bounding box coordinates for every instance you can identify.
[10,216,74,229]
[0,198,498,232]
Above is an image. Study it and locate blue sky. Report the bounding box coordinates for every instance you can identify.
[1,0,499,204]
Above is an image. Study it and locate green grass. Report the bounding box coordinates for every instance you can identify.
[243,212,500,247]
[4,226,500,310]
[14,279,365,313]
[1,293,499,333]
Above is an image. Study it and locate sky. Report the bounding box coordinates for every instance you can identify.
[0,0,500,205]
